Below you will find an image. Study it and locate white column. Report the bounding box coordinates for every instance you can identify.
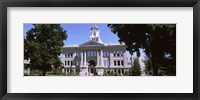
[84,50,86,66]
[123,53,126,67]
[110,52,113,67]
[81,51,83,66]
[109,52,111,67]
[100,50,103,67]
[74,69,76,74]
[97,50,99,67]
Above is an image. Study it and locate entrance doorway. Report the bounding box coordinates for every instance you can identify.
[88,60,96,74]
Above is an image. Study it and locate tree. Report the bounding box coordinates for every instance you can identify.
[143,58,152,75]
[108,24,176,76]
[24,24,67,76]
[132,57,141,76]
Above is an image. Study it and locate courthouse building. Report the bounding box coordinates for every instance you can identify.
[60,24,134,76]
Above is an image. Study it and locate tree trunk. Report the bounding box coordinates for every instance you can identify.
[152,66,158,76]
[152,57,158,76]
[42,70,46,76]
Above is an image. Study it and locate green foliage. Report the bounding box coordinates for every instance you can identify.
[128,70,132,76]
[132,58,141,76]
[76,68,80,75]
[103,70,109,76]
[52,67,61,75]
[110,70,115,76]
[158,65,176,76]
[108,24,176,76]
[24,24,67,76]
[143,59,152,75]
[123,70,129,76]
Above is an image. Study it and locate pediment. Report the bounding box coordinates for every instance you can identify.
[79,40,104,47]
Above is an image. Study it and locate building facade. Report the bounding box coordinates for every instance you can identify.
[60,25,134,76]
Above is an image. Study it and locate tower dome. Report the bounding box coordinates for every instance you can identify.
[90,24,99,30]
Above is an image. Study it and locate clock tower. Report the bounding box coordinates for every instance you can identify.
[89,24,103,43]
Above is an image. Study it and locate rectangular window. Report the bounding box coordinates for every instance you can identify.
[68,53,70,57]
[65,61,66,66]
[91,51,93,56]
[104,60,107,66]
[94,51,96,56]
[121,61,124,66]
[114,60,116,66]
[117,51,120,57]
[107,52,109,57]
[103,51,109,57]
[88,51,90,56]
[71,53,73,57]
[117,60,120,66]
[103,52,106,57]
[68,61,70,66]
[71,61,73,66]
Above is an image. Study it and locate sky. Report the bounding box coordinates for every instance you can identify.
[24,24,119,45]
